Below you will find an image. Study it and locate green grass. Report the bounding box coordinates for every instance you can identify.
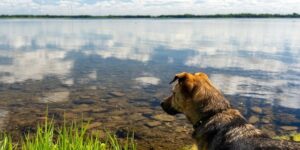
[0,119,136,150]
[0,134,14,150]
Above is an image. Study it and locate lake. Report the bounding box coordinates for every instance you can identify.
[0,19,300,149]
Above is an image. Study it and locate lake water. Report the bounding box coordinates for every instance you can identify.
[0,19,300,149]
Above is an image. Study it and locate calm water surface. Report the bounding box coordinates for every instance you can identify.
[0,19,300,149]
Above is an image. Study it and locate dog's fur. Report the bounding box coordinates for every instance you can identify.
[161,72,300,150]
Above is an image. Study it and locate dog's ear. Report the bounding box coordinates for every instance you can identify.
[194,72,209,79]
[170,72,195,93]
[169,72,187,84]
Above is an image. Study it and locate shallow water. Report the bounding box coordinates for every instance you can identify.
[0,19,300,149]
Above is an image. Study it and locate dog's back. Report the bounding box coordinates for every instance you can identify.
[231,137,300,150]
[193,109,300,150]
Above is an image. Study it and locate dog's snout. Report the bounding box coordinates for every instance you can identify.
[160,100,180,115]
[160,102,164,107]
[160,102,167,108]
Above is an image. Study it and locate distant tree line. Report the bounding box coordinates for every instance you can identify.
[158,13,300,18]
[0,13,299,19]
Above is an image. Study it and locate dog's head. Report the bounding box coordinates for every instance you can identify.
[161,72,229,121]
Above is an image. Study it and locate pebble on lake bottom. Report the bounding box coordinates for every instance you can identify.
[152,114,176,122]
[109,91,125,97]
[280,126,298,131]
[248,116,259,124]
[145,121,161,128]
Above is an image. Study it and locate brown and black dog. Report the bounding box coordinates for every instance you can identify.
[161,72,300,150]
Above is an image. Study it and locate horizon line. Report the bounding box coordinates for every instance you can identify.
[0,13,300,18]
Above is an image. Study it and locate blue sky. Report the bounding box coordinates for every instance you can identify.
[1,0,299,15]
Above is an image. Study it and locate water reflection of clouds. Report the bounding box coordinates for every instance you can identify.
[0,19,299,109]
[210,74,300,109]
[185,54,288,72]
[93,46,152,62]
[0,50,73,84]
[134,76,160,86]
[1,19,299,64]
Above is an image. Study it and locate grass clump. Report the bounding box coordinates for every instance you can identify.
[0,134,14,150]
[0,119,136,150]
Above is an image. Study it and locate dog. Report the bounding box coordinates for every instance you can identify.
[161,72,300,150]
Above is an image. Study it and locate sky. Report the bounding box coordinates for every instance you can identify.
[0,0,300,15]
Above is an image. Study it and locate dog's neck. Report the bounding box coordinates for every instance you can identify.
[192,107,228,130]
[188,84,231,125]
[189,92,242,150]
[189,95,231,127]
[191,107,230,150]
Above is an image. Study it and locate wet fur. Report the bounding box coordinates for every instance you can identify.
[161,72,300,150]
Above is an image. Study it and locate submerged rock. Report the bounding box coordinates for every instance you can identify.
[91,108,107,113]
[109,91,125,97]
[79,95,91,99]
[72,105,94,113]
[261,118,271,124]
[152,114,175,122]
[128,113,145,121]
[280,126,298,131]
[248,116,259,124]
[175,127,187,132]
[145,121,161,127]
[73,99,96,105]
[40,91,70,103]
[63,112,78,119]
[251,106,263,114]
[134,102,150,107]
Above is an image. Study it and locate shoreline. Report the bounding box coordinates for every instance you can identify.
[0,13,300,19]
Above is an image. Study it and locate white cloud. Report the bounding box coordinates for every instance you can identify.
[0,0,299,15]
